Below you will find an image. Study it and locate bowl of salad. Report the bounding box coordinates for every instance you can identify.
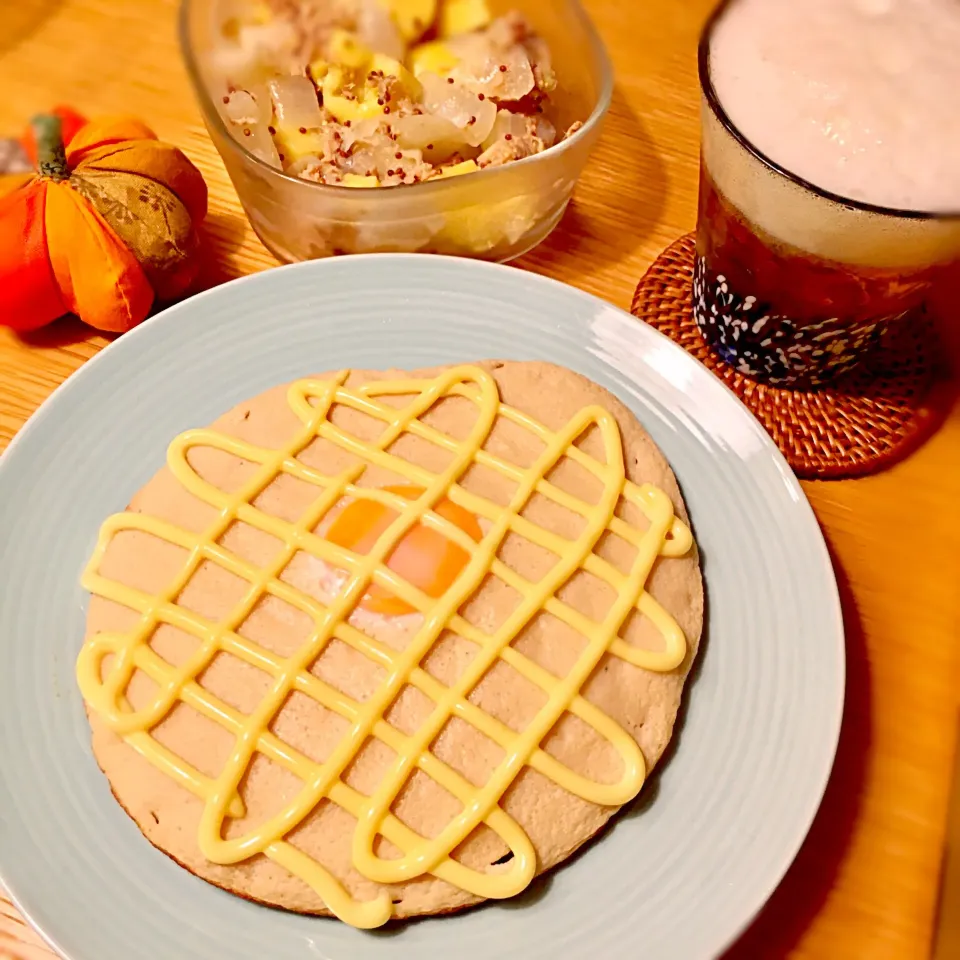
[180,0,613,260]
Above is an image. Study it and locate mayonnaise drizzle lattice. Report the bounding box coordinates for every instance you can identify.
[77,365,693,928]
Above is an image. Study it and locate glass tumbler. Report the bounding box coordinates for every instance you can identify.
[695,0,960,387]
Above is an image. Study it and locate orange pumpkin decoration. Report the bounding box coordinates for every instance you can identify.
[0,114,208,333]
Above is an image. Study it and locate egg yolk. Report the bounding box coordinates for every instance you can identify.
[324,484,483,616]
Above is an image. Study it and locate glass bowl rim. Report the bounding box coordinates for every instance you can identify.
[699,0,960,223]
[178,0,615,201]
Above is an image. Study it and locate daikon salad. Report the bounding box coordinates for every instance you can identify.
[212,0,582,186]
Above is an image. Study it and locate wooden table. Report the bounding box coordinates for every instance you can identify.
[2,1,959,957]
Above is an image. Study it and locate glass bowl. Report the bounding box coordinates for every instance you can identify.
[179,0,613,262]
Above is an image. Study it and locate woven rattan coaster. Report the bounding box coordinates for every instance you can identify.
[633,234,939,479]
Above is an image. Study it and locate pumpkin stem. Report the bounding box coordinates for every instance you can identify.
[31,114,69,181]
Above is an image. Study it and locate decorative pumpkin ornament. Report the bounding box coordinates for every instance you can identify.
[0,114,208,333]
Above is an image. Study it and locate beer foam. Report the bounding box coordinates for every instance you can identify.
[709,0,960,214]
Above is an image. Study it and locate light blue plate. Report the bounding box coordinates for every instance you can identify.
[0,255,843,960]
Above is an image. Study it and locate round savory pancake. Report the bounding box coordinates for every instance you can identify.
[83,360,704,920]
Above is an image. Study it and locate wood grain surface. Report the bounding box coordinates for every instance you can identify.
[1,1,959,958]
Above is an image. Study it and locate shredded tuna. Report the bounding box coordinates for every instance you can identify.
[268,0,355,62]
[478,134,545,168]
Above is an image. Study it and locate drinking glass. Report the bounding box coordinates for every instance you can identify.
[695,0,960,387]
